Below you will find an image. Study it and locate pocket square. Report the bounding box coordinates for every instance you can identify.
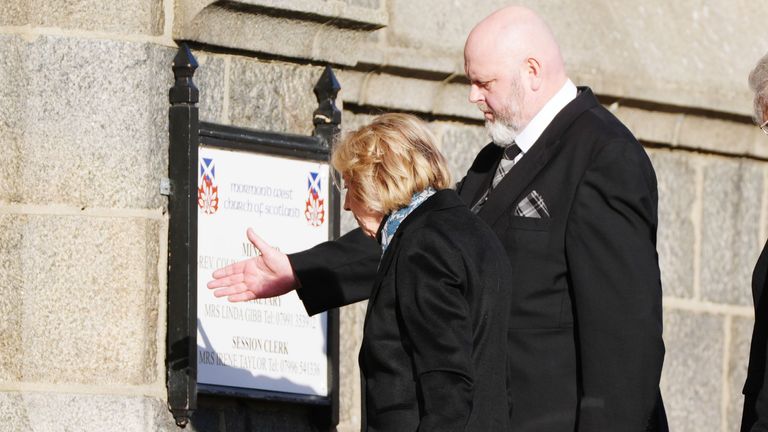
[515,190,550,218]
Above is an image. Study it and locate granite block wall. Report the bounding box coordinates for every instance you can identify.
[1,1,767,431]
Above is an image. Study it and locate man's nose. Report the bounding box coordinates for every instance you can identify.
[468,84,483,104]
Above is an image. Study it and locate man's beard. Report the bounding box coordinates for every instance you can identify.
[481,82,525,147]
[485,119,519,147]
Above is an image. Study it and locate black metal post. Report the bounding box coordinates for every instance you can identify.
[167,43,199,428]
[312,65,342,429]
[313,65,342,148]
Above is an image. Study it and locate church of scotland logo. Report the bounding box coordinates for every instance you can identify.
[304,171,325,227]
[198,158,219,215]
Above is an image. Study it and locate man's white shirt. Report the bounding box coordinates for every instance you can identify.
[508,79,577,165]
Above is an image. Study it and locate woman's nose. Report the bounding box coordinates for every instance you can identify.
[343,191,351,211]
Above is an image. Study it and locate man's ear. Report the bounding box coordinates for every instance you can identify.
[526,57,543,91]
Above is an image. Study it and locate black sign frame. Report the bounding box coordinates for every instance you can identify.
[166,43,341,428]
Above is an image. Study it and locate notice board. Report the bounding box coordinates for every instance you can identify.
[196,146,331,397]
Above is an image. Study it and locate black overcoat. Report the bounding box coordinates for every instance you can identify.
[360,189,512,431]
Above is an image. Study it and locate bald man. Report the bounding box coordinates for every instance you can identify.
[456,7,667,431]
[209,5,668,432]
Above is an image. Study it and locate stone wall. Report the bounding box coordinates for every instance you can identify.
[1,1,767,431]
[0,0,175,429]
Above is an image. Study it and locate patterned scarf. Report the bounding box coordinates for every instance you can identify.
[380,187,436,255]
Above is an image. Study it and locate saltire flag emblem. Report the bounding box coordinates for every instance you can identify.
[198,158,219,215]
[305,171,325,226]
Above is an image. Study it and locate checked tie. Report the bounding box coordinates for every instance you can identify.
[491,143,522,189]
[471,142,521,213]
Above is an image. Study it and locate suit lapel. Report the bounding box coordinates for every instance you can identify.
[458,144,503,207]
[475,87,600,227]
[362,230,398,333]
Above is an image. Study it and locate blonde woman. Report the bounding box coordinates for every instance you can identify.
[210,114,512,431]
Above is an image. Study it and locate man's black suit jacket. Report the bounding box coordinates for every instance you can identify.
[291,88,668,431]
[742,240,768,432]
[353,189,512,431]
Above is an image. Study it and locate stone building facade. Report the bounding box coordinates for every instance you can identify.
[1,1,768,431]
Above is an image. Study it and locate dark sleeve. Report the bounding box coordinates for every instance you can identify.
[744,242,768,431]
[565,141,665,429]
[755,308,768,431]
[288,228,380,315]
[755,359,768,431]
[395,230,474,432]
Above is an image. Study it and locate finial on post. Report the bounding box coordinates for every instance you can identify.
[172,411,190,428]
[313,66,342,146]
[170,43,200,105]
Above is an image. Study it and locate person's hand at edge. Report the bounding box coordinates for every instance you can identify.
[206,228,298,302]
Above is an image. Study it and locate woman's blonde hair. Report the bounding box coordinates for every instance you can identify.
[331,113,452,214]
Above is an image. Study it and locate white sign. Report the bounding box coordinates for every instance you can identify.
[196,145,330,397]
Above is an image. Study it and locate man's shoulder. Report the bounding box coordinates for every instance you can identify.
[552,87,636,145]
[572,103,635,141]
[559,102,645,160]
[558,104,657,191]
